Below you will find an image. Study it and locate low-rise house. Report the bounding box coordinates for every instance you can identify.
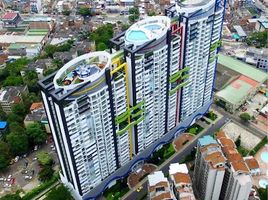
[244,156,261,176]
[24,102,51,133]
[1,12,21,28]
[148,171,175,200]
[0,86,28,113]
[169,163,196,200]
[255,17,268,32]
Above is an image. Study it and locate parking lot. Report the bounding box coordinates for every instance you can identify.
[0,141,59,197]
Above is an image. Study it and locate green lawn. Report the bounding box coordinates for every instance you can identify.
[237,146,249,157]
[148,143,175,166]
[103,179,129,200]
[205,111,218,121]
[186,124,204,135]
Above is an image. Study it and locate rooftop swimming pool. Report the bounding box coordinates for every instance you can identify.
[128,30,149,41]
[259,179,268,189]
[144,24,161,31]
[261,151,268,163]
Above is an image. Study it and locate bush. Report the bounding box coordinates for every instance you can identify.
[22,175,59,200]
[0,193,22,200]
[37,151,53,166]
[249,136,268,156]
[45,184,73,200]
[239,113,251,122]
[38,166,54,182]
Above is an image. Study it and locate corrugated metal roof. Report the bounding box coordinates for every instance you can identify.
[218,54,268,83]
[233,25,247,37]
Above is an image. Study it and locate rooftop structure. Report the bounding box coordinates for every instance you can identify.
[169,163,195,200]
[0,35,45,46]
[257,17,268,29]
[0,86,28,113]
[0,121,7,129]
[124,16,170,47]
[233,25,247,37]
[198,135,218,147]
[194,135,225,200]
[218,54,268,83]
[215,132,252,200]
[2,12,18,21]
[215,75,260,112]
[53,52,111,91]
[148,171,174,200]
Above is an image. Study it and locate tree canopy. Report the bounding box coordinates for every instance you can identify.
[239,113,251,122]
[128,7,140,23]
[79,6,91,17]
[37,151,53,166]
[0,141,11,171]
[89,24,113,51]
[38,166,54,182]
[7,131,29,156]
[0,193,22,200]
[45,184,73,200]
[26,123,47,145]
[245,31,268,48]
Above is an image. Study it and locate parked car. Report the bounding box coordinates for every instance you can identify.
[24,175,32,180]
[14,156,19,163]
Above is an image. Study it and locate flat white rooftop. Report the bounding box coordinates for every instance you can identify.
[148,171,167,186]
[169,163,189,175]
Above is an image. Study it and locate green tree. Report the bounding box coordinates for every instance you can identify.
[38,165,54,182]
[3,76,23,86]
[45,184,73,200]
[44,68,57,76]
[239,113,251,122]
[7,113,23,124]
[128,7,140,24]
[22,92,41,110]
[23,70,38,93]
[148,10,156,16]
[89,24,113,50]
[0,193,22,200]
[258,187,268,200]
[37,151,53,166]
[9,122,25,133]
[246,31,268,48]
[0,141,11,171]
[62,10,71,16]
[11,103,27,117]
[44,45,58,58]
[7,131,29,156]
[121,23,130,31]
[79,6,91,16]
[0,107,7,120]
[235,135,241,147]
[26,123,47,145]
[97,42,107,51]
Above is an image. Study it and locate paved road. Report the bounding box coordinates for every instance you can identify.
[122,116,227,200]
[211,104,267,139]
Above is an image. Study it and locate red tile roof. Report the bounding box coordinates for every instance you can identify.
[30,102,43,111]
[2,12,18,20]
[245,158,259,170]
[173,172,191,184]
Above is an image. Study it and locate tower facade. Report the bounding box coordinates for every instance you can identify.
[39,0,226,197]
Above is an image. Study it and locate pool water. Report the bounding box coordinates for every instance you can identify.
[261,152,268,163]
[145,24,161,31]
[259,179,268,189]
[128,30,148,41]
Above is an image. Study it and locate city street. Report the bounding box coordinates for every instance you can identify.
[122,115,227,200]
[0,141,59,196]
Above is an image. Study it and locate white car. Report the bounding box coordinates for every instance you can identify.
[14,156,19,162]
[7,175,12,182]
[24,175,32,180]
[32,157,37,161]
[34,145,38,151]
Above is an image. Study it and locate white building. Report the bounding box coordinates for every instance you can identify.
[169,163,196,200]
[216,132,253,200]
[40,0,226,195]
[39,52,130,197]
[193,135,226,200]
[147,171,175,200]
[30,0,42,13]
[166,0,225,121]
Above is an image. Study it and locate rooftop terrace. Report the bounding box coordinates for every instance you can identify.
[124,16,170,47]
[53,52,111,90]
